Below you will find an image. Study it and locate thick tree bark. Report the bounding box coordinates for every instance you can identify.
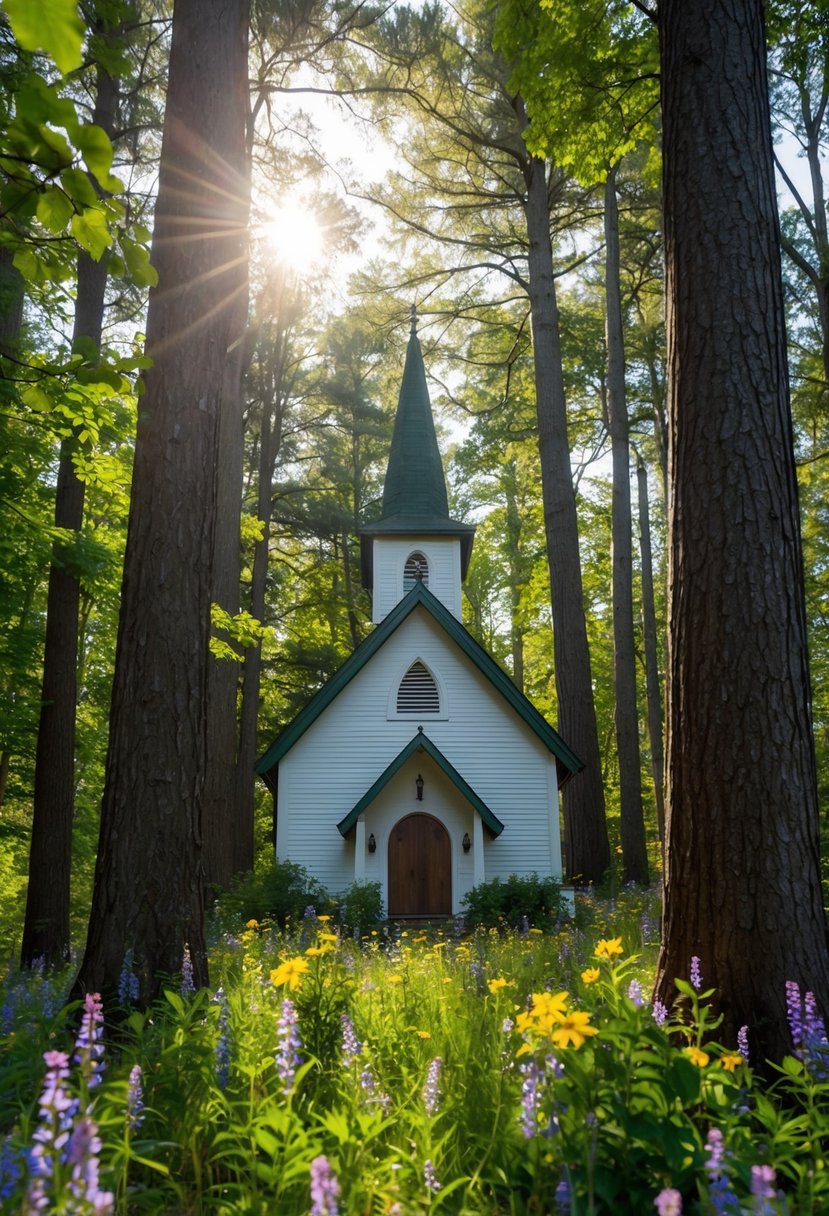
[237,334,283,875]
[74,0,249,1007]
[604,168,648,884]
[636,455,665,843]
[523,151,610,884]
[21,59,117,969]
[202,271,251,895]
[655,0,829,1062]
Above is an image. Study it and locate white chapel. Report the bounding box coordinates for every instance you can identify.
[256,315,581,917]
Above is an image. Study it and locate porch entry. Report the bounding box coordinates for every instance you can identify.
[387,812,451,917]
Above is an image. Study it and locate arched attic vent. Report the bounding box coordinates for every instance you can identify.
[396,660,439,714]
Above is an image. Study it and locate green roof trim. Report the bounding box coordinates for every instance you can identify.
[336,728,504,837]
[381,324,450,521]
[255,581,583,782]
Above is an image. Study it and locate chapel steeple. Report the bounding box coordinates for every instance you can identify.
[359,310,475,622]
[381,306,451,522]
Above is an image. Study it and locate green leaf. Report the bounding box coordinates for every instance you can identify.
[121,237,157,288]
[12,246,51,284]
[75,123,114,184]
[60,167,100,208]
[5,0,85,75]
[36,186,75,233]
[665,1056,701,1105]
[21,384,52,412]
[71,208,112,260]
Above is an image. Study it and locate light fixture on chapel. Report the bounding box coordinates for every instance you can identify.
[416,773,424,801]
[367,833,376,853]
[462,832,471,853]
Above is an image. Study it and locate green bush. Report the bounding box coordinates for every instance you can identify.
[461,872,567,931]
[216,859,327,928]
[334,880,383,936]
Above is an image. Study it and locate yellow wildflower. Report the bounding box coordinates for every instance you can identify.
[684,1046,710,1068]
[388,975,403,984]
[317,914,332,922]
[245,919,259,930]
[270,957,310,991]
[594,937,624,960]
[581,968,600,984]
[529,928,543,936]
[319,933,339,942]
[488,977,508,993]
[305,945,331,957]
[416,1030,431,1039]
[720,1053,743,1072]
[550,1010,598,1050]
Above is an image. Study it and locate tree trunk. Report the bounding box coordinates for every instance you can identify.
[202,255,251,895]
[523,150,610,884]
[635,455,665,843]
[604,168,648,884]
[655,0,829,1062]
[237,338,282,874]
[21,58,117,969]
[504,459,526,693]
[73,0,250,1007]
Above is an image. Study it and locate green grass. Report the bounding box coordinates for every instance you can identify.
[0,886,826,1213]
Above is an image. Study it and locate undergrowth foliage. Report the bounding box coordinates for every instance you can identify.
[0,887,827,1213]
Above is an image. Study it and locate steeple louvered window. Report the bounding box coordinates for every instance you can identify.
[397,661,439,714]
[403,551,429,591]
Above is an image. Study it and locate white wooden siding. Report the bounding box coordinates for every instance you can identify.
[276,605,563,909]
[371,537,462,622]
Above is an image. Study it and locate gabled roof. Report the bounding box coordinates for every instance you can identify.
[336,727,504,837]
[256,580,583,785]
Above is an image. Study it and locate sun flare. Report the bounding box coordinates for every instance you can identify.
[259,198,325,271]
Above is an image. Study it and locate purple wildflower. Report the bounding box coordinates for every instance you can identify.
[340,1013,361,1064]
[65,1114,113,1213]
[117,950,140,1007]
[309,1154,340,1216]
[74,993,105,1090]
[737,1025,750,1063]
[652,999,669,1027]
[0,1135,23,1202]
[704,1128,739,1214]
[423,1159,441,1193]
[690,956,702,992]
[422,1057,442,1117]
[654,1188,682,1216]
[27,1051,75,1211]
[275,998,302,1096]
[750,1164,776,1215]
[501,1017,514,1034]
[555,1174,571,1214]
[627,979,645,1008]
[786,981,829,1078]
[127,1065,144,1131]
[519,1060,542,1139]
[181,944,195,996]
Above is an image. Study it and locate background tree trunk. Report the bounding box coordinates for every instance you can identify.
[523,150,610,884]
[604,167,648,884]
[21,59,117,969]
[636,454,665,842]
[73,0,250,1007]
[655,0,829,1061]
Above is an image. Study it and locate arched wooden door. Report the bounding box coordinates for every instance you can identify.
[387,813,451,917]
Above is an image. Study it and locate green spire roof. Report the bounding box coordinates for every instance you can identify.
[381,314,450,520]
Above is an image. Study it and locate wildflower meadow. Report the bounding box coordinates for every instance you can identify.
[1,886,827,1214]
